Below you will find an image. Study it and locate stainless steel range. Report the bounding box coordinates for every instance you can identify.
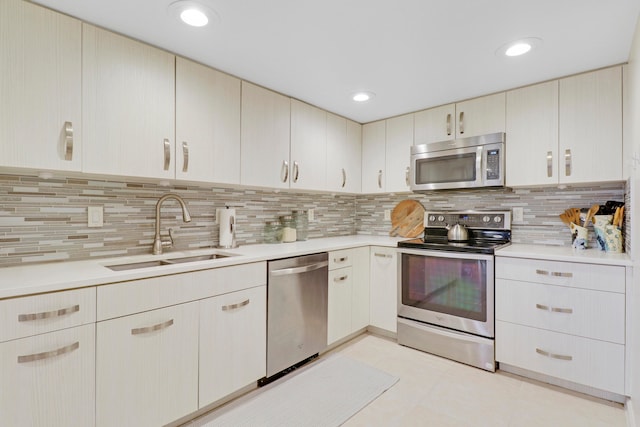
[397,210,511,372]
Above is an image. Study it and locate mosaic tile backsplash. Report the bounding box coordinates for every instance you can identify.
[0,173,626,267]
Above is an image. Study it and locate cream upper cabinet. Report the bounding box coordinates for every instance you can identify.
[559,66,622,184]
[82,24,176,180]
[506,80,559,186]
[175,57,241,184]
[362,120,387,193]
[414,93,505,145]
[290,100,327,191]
[326,114,362,193]
[0,0,82,172]
[385,113,414,193]
[240,82,291,189]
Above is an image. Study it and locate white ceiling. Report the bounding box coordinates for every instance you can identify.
[31,0,640,124]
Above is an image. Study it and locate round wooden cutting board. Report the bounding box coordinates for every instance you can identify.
[390,200,426,238]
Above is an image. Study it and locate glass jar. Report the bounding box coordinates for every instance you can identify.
[280,215,297,243]
[263,221,281,244]
[292,210,308,241]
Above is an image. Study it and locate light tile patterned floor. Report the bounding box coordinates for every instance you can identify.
[337,334,626,427]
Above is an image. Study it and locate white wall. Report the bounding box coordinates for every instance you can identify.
[628,11,640,427]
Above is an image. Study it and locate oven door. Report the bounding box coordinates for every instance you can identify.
[398,248,494,338]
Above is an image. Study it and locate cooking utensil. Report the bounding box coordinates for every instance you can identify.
[584,204,599,227]
[559,212,572,227]
[613,206,624,228]
[390,200,426,238]
[446,222,469,242]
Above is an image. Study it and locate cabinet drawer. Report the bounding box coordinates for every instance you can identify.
[496,321,624,394]
[496,279,625,343]
[496,257,624,293]
[0,323,96,427]
[329,249,354,270]
[97,262,266,320]
[0,287,96,342]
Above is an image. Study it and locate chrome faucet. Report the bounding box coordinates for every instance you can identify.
[152,193,192,255]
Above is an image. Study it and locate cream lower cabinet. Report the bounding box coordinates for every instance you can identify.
[199,285,266,407]
[495,256,626,395]
[96,301,199,427]
[369,247,397,333]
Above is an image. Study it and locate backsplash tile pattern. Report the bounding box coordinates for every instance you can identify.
[0,173,626,267]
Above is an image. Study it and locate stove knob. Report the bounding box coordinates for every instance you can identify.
[437,215,445,222]
[482,216,491,223]
[429,215,436,222]
[494,216,502,223]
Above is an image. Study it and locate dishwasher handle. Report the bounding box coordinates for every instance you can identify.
[270,260,329,277]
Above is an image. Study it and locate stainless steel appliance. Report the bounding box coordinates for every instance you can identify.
[397,211,511,372]
[262,253,328,384]
[410,133,505,192]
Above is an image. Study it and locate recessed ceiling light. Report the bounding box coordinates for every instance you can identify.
[352,92,375,102]
[168,1,217,28]
[496,37,542,58]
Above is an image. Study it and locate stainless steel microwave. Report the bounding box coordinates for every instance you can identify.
[410,133,505,192]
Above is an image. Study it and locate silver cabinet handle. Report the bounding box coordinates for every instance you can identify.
[18,341,79,363]
[341,168,346,188]
[535,269,549,276]
[64,121,74,161]
[163,139,171,171]
[293,161,300,183]
[281,160,289,183]
[459,111,464,134]
[565,149,572,176]
[131,319,174,335]
[334,256,348,263]
[374,253,392,258]
[551,271,573,278]
[377,170,383,189]
[536,303,573,314]
[18,304,80,322]
[271,261,329,276]
[334,275,348,282]
[182,141,189,173]
[536,348,573,361]
[446,113,452,136]
[222,299,250,311]
[405,166,410,186]
[546,151,553,178]
[535,303,549,311]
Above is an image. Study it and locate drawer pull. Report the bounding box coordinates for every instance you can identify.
[535,269,549,276]
[334,256,348,263]
[551,272,573,278]
[334,275,348,282]
[222,299,250,311]
[535,303,549,311]
[18,304,80,322]
[536,348,573,361]
[131,319,174,335]
[18,341,79,363]
[536,304,573,314]
[374,253,392,258]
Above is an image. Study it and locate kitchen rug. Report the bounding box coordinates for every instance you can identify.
[193,354,398,427]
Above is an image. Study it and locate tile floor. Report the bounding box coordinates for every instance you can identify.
[190,333,627,427]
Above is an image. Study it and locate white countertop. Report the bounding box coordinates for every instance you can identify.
[0,235,404,299]
[497,243,632,266]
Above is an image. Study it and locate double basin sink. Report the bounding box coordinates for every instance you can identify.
[106,253,233,271]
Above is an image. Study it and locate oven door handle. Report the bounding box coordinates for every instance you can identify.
[397,247,495,262]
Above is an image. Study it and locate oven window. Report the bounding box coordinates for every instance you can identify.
[416,153,476,184]
[402,253,487,321]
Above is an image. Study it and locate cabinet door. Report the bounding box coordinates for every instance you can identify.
[290,100,327,190]
[559,67,623,184]
[328,267,353,345]
[351,247,371,331]
[0,324,95,427]
[175,57,241,184]
[326,114,362,193]
[0,0,82,171]
[455,93,506,138]
[240,81,291,189]
[369,247,397,333]
[83,25,176,179]
[96,302,198,427]
[362,120,386,193]
[414,104,456,144]
[385,113,414,192]
[506,81,559,186]
[199,286,266,407]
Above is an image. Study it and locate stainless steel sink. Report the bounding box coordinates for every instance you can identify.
[106,253,233,271]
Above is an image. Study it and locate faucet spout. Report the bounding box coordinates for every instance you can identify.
[153,193,192,255]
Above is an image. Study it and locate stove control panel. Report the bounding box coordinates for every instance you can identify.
[425,211,511,230]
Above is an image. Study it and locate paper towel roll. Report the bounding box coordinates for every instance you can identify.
[219,208,235,248]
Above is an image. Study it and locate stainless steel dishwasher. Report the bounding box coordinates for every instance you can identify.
[262,252,328,384]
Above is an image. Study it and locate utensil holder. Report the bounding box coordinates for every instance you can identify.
[570,223,588,250]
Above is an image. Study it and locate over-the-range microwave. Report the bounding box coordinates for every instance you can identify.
[410,132,505,192]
